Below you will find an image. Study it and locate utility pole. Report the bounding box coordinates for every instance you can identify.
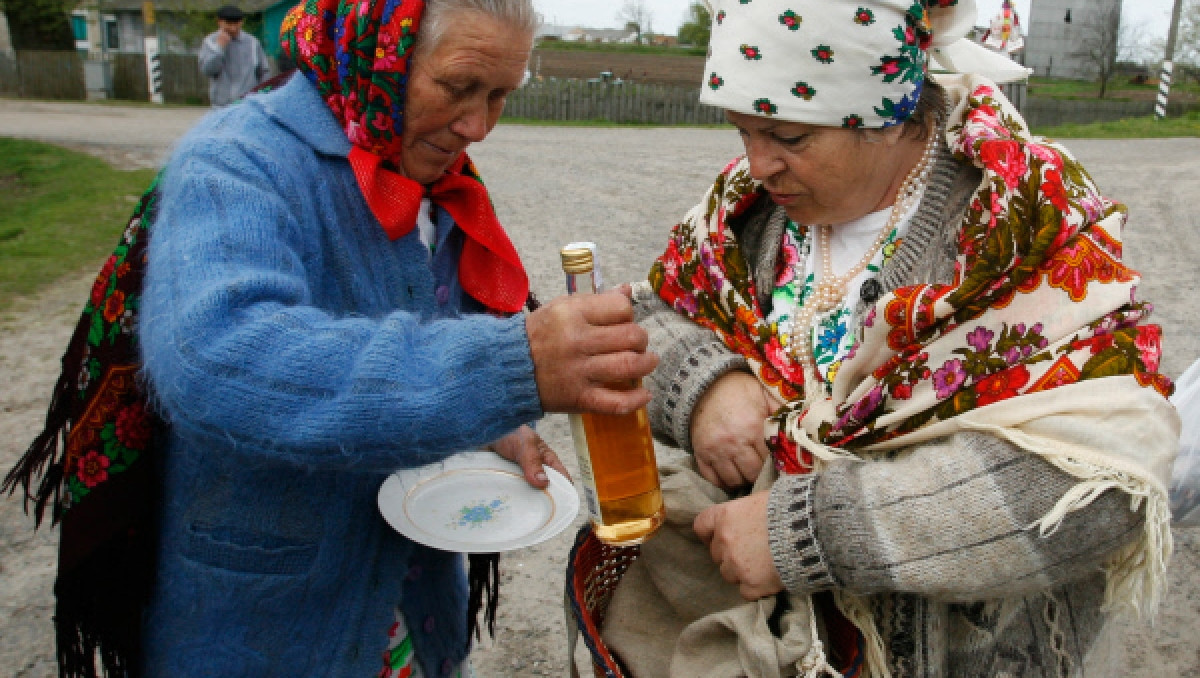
[1156,0,1186,119]
[141,0,162,103]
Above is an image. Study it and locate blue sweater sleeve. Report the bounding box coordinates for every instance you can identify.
[139,134,544,472]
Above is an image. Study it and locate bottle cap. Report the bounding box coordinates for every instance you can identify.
[560,245,594,274]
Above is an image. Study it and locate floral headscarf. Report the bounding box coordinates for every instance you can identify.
[281,0,529,313]
[701,0,976,128]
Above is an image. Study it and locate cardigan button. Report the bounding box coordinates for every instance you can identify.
[423,615,436,633]
[406,565,423,581]
[860,278,884,304]
[440,658,454,676]
[435,285,451,305]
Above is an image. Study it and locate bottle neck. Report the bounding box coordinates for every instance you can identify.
[564,270,597,296]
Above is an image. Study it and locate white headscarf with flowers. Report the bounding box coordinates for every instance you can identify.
[700,0,1030,129]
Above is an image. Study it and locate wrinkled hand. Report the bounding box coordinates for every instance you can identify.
[527,285,658,416]
[691,371,775,490]
[489,425,570,489]
[693,492,783,601]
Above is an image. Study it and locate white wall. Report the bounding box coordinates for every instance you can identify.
[0,12,14,53]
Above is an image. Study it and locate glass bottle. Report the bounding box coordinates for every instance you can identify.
[561,243,665,546]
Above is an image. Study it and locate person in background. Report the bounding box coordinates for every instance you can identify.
[136,0,656,676]
[198,4,269,107]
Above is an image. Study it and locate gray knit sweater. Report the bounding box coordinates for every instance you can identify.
[634,139,1145,678]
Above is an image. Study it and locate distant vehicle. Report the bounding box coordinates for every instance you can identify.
[586,71,626,85]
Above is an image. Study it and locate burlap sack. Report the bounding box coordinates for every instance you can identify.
[601,457,827,678]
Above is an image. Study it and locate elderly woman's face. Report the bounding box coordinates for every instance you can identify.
[400,13,532,184]
[727,111,912,226]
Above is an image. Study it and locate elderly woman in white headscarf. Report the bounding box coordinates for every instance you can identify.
[596,1,1180,676]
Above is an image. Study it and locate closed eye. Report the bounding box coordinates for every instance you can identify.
[773,133,808,146]
[439,79,473,99]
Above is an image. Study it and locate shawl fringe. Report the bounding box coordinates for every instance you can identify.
[832,592,891,678]
[466,553,500,645]
[1029,455,1172,619]
[3,353,79,527]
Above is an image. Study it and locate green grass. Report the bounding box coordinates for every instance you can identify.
[1028,76,1200,102]
[1033,111,1200,139]
[0,138,156,312]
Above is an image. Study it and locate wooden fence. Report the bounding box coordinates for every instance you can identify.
[0,52,16,95]
[161,54,211,105]
[1023,96,1195,129]
[113,53,210,105]
[112,53,148,101]
[6,50,1195,129]
[0,51,86,100]
[530,48,705,86]
[503,79,726,125]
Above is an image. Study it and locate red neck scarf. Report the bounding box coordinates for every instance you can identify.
[282,0,528,313]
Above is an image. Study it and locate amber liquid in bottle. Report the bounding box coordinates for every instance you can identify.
[562,243,665,546]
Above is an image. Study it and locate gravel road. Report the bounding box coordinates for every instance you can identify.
[1,99,1197,677]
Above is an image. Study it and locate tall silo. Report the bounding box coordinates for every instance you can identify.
[1024,0,1124,80]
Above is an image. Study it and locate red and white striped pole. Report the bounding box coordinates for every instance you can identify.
[1156,0,1186,120]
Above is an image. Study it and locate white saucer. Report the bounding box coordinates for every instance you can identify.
[378,450,579,553]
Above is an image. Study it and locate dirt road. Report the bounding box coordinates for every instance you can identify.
[1,99,1197,677]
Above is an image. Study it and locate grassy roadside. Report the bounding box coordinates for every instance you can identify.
[0,138,156,312]
[1028,76,1200,104]
[1032,111,1200,139]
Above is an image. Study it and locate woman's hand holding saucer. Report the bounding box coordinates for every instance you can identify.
[489,425,570,489]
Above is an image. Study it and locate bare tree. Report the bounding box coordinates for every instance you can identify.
[1074,2,1122,97]
[616,0,653,45]
[1176,0,1200,68]
[1118,19,1155,67]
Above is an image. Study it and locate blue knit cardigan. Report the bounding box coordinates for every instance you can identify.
[137,74,543,678]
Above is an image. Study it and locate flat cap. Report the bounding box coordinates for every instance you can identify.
[216,5,244,21]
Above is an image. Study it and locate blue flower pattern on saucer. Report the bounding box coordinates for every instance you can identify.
[451,497,510,529]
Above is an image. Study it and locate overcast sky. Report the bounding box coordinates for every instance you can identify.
[534,0,1180,51]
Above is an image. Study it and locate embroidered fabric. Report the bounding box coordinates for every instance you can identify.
[768,195,922,390]
[380,610,476,678]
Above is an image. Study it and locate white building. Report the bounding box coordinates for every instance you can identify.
[535,23,636,44]
[0,13,12,53]
[1024,0,1123,80]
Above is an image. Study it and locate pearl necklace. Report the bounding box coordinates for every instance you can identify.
[784,131,938,369]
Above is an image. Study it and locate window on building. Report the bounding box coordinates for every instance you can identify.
[71,12,89,52]
[71,14,88,41]
[104,16,119,50]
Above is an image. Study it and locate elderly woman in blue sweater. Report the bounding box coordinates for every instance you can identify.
[135,0,655,676]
